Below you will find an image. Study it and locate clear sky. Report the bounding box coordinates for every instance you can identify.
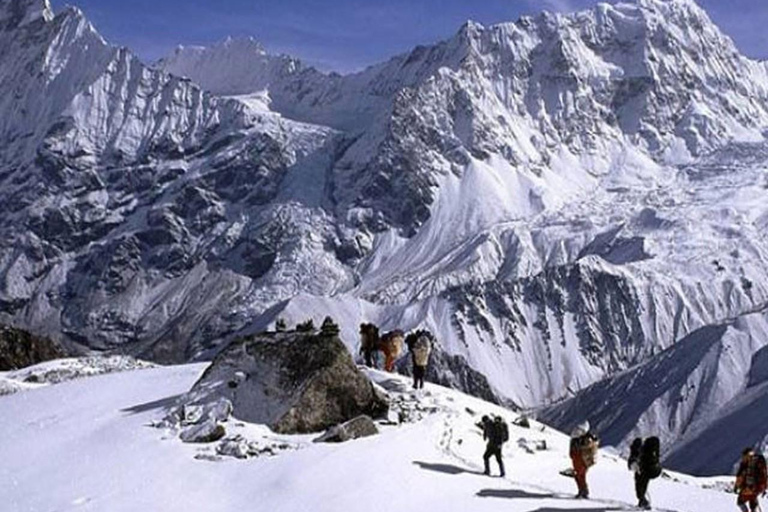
[50,0,768,73]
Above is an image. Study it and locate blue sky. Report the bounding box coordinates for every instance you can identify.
[51,0,768,72]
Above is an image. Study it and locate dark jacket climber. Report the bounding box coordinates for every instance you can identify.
[481,415,509,477]
[628,437,662,510]
[735,448,768,512]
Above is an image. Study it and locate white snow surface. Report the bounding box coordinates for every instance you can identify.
[0,361,740,512]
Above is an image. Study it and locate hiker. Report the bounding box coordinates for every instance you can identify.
[734,448,768,512]
[380,330,404,372]
[359,323,379,368]
[569,421,599,499]
[481,415,509,477]
[405,330,434,389]
[628,437,663,510]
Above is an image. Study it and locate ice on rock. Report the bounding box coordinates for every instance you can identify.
[0,0,53,29]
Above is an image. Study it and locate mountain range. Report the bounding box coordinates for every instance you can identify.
[1,0,768,474]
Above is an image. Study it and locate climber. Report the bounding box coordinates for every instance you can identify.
[405,330,434,389]
[359,323,379,368]
[628,437,663,510]
[481,415,509,477]
[380,329,404,372]
[734,448,768,512]
[569,421,599,499]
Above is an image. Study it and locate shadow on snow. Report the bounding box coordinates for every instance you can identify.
[412,461,485,476]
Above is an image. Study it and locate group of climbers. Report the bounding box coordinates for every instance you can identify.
[359,323,436,389]
[358,321,765,511]
[569,424,767,511]
[483,414,766,512]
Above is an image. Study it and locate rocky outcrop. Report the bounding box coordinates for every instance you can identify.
[313,415,379,443]
[186,328,389,434]
[0,324,65,370]
[395,344,506,406]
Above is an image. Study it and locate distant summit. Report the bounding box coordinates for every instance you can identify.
[157,36,306,97]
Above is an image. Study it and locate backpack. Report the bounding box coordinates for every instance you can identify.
[412,334,432,366]
[488,417,508,446]
[497,418,509,444]
[640,436,662,479]
[757,454,768,492]
[742,454,768,492]
[575,434,599,467]
[628,437,643,471]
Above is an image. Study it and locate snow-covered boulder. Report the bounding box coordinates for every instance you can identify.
[313,415,379,443]
[180,419,226,444]
[162,396,233,444]
[178,398,233,425]
[0,355,155,396]
[186,328,389,434]
[216,436,252,459]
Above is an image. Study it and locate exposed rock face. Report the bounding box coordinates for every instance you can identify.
[313,415,379,443]
[0,324,65,370]
[188,329,389,434]
[395,344,506,406]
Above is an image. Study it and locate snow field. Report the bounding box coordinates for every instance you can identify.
[0,361,740,512]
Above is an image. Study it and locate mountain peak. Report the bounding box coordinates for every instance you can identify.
[221,35,266,54]
[634,0,713,23]
[0,0,52,30]
[158,35,306,96]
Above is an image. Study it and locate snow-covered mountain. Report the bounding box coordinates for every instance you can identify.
[541,305,768,474]
[2,0,768,474]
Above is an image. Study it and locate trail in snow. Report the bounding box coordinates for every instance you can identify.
[0,360,739,512]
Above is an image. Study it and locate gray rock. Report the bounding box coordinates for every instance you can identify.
[180,419,226,443]
[186,328,389,434]
[0,324,66,371]
[179,398,233,425]
[216,436,251,459]
[513,416,531,429]
[395,343,506,406]
[314,415,379,443]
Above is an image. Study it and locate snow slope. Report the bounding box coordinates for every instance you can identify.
[541,305,768,476]
[0,361,739,512]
